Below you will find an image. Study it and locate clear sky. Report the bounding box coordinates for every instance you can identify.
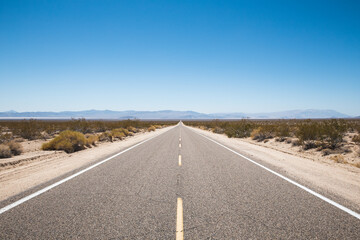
[0,0,359,116]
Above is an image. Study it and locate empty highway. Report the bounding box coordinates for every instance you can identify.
[0,123,359,239]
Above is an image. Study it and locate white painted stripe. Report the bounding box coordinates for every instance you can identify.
[176,197,184,240]
[0,127,174,215]
[190,127,360,220]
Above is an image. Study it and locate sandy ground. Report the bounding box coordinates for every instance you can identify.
[189,126,360,210]
[0,127,172,202]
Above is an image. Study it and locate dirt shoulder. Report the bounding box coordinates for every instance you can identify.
[0,127,172,202]
[189,126,360,211]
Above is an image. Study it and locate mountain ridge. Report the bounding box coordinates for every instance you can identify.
[0,109,352,119]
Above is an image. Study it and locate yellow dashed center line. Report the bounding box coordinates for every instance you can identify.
[176,197,184,240]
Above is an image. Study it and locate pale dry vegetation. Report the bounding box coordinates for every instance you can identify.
[185,119,360,167]
[0,119,175,157]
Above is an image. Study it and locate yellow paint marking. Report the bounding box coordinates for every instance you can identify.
[176,198,184,240]
[178,155,182,166]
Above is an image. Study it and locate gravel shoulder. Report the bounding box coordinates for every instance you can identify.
[0,127,172,202]
[189,126,360,211]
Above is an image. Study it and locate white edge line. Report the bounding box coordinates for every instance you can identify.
[0,126,175,215]
[187,126,360,220]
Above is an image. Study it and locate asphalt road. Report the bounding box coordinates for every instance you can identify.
[0,123,359,239]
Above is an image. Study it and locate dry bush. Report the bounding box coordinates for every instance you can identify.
[111,128,129,140]
[14,119,41,140]
[224,120,254,138]
[42,130,87,153]
[212,127,224,134]
[85,134,98,147]
[353,134,360,144]
[0,144,12,158]
[99,131,113,142]
[0,133,13,144]
[276,124,291,138]
[7,141,23,156]
[148,126,156,132]
[127,126,138,133]
[330,154,347,164]
[251,126,275,142]
[0,119,176,140]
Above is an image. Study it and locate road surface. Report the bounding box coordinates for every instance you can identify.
[0,123,359,239]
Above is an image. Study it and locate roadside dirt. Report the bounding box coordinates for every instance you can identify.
[0,127,172,202]
[190,126,360,210]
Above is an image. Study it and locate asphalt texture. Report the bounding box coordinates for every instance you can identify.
[0,124,359,239]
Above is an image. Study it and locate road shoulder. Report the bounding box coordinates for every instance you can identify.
[0,127,172,202]
[189,126,360,212]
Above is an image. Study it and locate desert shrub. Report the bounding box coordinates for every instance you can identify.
[7,141,23,156]
[212,127,224,134]
[111,128,126,140]
[275,137,286,142]
[330,154,347,164]
[224,120,254,138]
[320,119,346,149]
[199,126,208,130]
[127,126,138,133]
[13,119,41,140]
[0,133,13,144]
[148,126,156,132]
[292,139,300,146]
[42,130,87,153]
[85,134,98,147]
[296,121,320,143]
[111,128,130,139]
[251,126,275,142]
[99,131,113,142]
[0,144,12,158]
[69,118,92,134]
[276,124,291,138]
[303,141,321,150]
[353,134,360,144]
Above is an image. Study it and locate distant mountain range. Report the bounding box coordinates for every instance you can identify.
[0,109,353,119]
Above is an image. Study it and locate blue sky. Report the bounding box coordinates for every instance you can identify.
[1,0,359,115]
